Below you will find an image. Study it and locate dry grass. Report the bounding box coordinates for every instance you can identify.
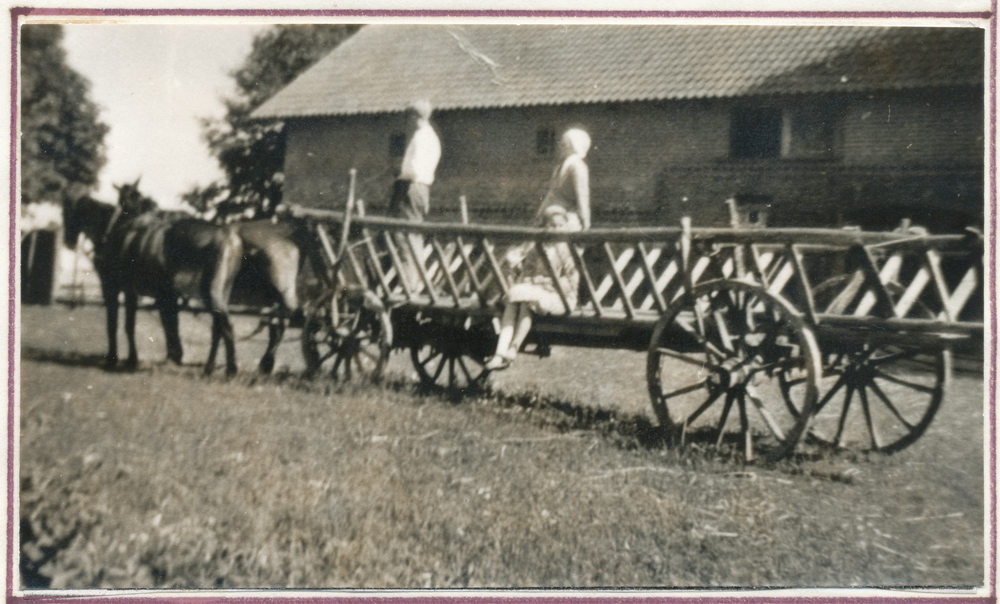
[18,304,987,589]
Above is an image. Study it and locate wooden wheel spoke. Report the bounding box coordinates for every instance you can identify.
[330,352,346,377]
[815,373,848,413]
[714,391,737,446]
[832,384,855,447]
[456,355,475,383]
[654,347,708,368]
[868,379,916,430]
[703,340,729,363]
[430,352,447,382]
[858,387,883,450]
[686,388,725,426]
[746,387,786,441]
[677,313,727,361]
[659,378,709,401]
[871,368,936,394]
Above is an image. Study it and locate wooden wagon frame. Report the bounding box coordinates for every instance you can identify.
[290,178,983,461]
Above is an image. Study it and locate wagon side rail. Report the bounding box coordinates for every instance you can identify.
[291,206,984,340]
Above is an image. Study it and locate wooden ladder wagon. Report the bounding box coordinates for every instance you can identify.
[291,188,984,461]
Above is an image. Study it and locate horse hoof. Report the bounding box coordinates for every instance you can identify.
[258,356,275,374]
[123,359,138,372]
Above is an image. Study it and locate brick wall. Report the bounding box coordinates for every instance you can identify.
[282,86,983,232]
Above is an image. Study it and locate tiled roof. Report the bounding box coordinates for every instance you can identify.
[252,24,983,119]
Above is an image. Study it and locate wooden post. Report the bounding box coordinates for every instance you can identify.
[681,216,693,296]
[460,195,469,224]
[337,169,357,259]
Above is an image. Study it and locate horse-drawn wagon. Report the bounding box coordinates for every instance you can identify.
[291,173,984,461]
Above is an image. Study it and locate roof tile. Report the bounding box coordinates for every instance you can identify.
[253,24,983,119]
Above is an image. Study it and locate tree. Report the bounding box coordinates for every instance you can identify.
[20,24,108,206]
[196,24,361,217]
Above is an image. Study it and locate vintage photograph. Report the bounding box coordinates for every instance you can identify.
[15,15,990,591]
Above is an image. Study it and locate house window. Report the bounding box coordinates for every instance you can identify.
[731,107,782,159]
[389,132,407,157]
[731,105,839,160]
[783,108,837,159]
[536,128,556,155]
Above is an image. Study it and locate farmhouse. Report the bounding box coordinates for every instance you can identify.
[252,24,984,232]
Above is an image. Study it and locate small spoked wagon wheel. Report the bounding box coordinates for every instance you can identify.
[779,341,949,454]
[301,286,392,382]
[410,320,497,393]
[647,279,822,461]
[778,274,950,454]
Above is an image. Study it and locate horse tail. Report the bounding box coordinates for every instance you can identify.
[209,226,244,312]
[272,239,301,314]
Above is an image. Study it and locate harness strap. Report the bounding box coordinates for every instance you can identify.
[101,205,124,243]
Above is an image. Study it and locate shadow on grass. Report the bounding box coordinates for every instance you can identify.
[265,372,802,465]
[21,346,108,369]
[20,345,211,377]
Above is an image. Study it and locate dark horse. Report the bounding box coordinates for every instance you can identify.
[62,182,244,376]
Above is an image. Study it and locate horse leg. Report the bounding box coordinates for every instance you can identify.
[205,322,220,376]
[123,291,140,371]
[259,250,298,374]
[101,282,119,369]
[206,229,242,377]
[210,312,237,377]
[157,294,183,366]
[259,312,284,374]
[264,243,300,373]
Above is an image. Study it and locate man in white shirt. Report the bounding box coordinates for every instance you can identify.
[389,100,441,290]
[390,100,441,223]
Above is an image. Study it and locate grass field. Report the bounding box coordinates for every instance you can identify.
[17,303,988,589]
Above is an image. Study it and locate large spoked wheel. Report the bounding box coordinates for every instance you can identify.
[301,286,392,382]
[779,273,950,454]
[779,341,949,454]
[410,319,497,394]
[647,279,822,461]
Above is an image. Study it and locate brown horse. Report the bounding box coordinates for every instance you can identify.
[230,218,306,373]
[62,182,244,376]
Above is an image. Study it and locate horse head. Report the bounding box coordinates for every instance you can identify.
[62,196,88,248]
[115,178,158,216]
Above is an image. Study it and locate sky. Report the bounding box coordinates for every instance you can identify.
[61,24,268,209]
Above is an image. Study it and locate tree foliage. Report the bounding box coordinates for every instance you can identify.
[20,24,108,206]
[196,24,361,217]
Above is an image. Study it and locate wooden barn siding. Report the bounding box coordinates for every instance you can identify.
[282,87,982,231]
[282,100,728,224]
[841,87,983,166]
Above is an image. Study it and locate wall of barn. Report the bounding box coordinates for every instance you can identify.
[283,99,732,225]
[282,85,983,232]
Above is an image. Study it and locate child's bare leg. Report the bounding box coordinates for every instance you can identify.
[493,303,519,358]
[509,304,533,357]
